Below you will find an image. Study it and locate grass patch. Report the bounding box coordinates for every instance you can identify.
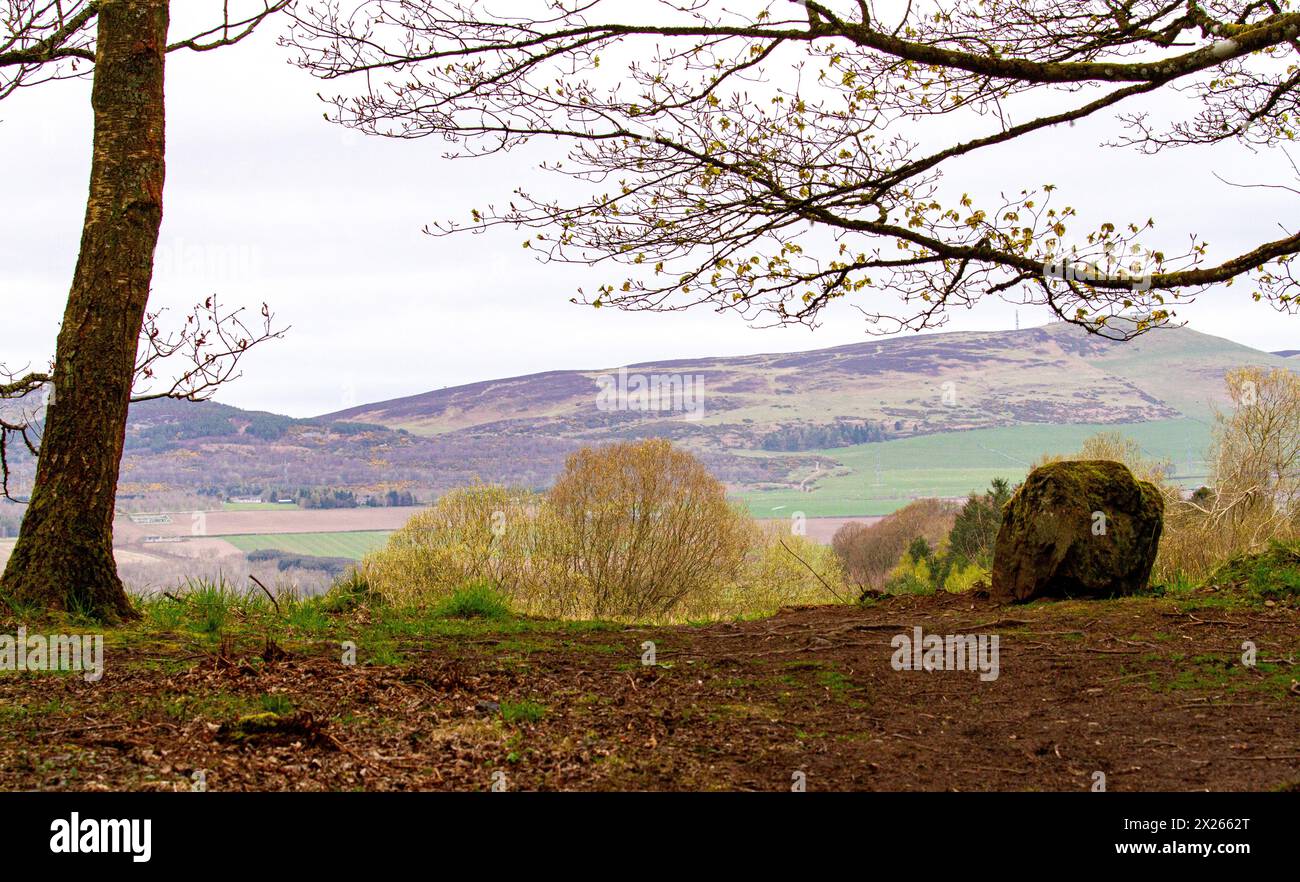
[500,700,547,724]
[432,583,513,620]
[1134,654,1296,699]
[815,669,852,695]
[1207,542,1300,604]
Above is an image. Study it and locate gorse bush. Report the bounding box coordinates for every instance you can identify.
[878,542,987,595]
[942,559,989,594]
[363,439,846,622]
[884,552,932,595]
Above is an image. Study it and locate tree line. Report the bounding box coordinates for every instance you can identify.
[760,420,888,451]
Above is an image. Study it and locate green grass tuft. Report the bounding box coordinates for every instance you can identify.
[1207,541,1300,603]
[320,568,380,614]
[500,699,546,724]
[432,582,513,620]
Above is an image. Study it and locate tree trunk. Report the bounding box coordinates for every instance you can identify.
[0,0,168,622]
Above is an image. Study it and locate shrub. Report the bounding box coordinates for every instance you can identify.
[544,439,752,619]
[942,559,988,593]
[883,552,933,595]
[363,439,852,622]
[363,484,543,605]
[832,498,957,593]
[947,478,1012,567]
[1034,431,1172,486]
[687,525,849,619]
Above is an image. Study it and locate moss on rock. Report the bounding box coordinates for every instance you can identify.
[991,460,1163,602]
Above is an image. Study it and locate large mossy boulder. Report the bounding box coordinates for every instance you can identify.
[991,460,1163,602]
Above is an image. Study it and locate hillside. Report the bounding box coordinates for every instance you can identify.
[310,321,1286,512]
[1,320,1276,519]
[324,321,1278,439]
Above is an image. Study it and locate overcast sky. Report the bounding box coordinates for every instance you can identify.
[1,3,1296,418]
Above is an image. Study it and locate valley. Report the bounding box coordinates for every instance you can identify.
[0,320,1277,582]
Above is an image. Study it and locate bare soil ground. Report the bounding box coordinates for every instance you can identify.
[1,592,1296,791]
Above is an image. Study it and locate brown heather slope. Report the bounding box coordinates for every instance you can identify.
[323,322,1288,446]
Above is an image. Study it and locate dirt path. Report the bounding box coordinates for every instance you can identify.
[1,594,1296,791]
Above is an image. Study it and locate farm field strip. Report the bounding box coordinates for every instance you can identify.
[737,419,1212,516]
[223,531,392,559]
[222,502,301,511]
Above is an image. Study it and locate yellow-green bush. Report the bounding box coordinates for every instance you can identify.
[942,559,988,593]
[363,440,850,622]
[884,553,933,594]
[544,439,753,619]
[362,484,542,606]
[682,525,849,619]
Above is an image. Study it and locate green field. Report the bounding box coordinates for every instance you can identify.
[222,502,300,511]
[735,418,1211,517]
[224,531,392,559]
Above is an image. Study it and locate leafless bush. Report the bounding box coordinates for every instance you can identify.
[832,499,957,594]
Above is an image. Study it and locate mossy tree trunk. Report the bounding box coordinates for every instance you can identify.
[1,0,168,622]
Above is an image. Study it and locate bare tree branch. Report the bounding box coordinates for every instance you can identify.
[131,295,287,403]
[0,0,288,100]
[0,296,286,502]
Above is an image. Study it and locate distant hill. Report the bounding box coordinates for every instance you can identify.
[56,321,1290,515]
[323,321,1284,440]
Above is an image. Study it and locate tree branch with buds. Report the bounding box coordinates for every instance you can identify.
[284,0,1300,336]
